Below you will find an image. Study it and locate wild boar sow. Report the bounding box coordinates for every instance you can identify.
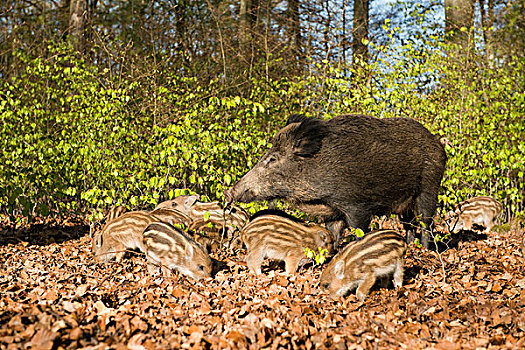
[225,115,447,247]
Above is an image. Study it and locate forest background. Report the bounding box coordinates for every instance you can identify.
[1,0,524,226]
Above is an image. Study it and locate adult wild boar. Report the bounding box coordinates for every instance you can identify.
[224,114,447,248]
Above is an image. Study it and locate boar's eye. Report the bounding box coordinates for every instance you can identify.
[321,282,330,290]
[267,155,277,164]
[198,264,206,271]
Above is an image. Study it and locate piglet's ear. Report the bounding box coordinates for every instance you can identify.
[184,196,198,211]
[185,243,194,259]
[292,118,327,157]
[319,231,329,243]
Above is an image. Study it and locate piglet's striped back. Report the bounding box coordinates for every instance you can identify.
[143,221,212,280]
[337,230,406,268]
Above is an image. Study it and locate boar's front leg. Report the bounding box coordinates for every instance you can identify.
[402,213,432,248]
[342,207,372,237]
[416,189,441,248]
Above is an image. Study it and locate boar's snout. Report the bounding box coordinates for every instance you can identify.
[224,185,256,204]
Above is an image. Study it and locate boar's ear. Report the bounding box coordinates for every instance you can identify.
[292,118,327,157]
[286,114,308,125]
[334,261,345,280]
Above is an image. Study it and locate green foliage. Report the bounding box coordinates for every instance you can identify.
[0,43,280,221]
[304,247,330,266]
[344,228,366,244]
[1,44,141,220]
[1,30,524,225]
[413,238,423,249]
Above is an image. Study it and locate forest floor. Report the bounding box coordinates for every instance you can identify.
[0,216,524,349]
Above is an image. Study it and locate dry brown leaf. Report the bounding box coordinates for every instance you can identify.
[1,218,524,349]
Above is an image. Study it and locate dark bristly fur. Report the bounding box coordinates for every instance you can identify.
[225,114,446,248]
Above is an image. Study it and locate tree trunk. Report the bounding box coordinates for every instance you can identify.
[445,0,474,49]
[69,0,87,52]
[288,0,301,56]
[175,0,188,58]
[60,0,71,39]
[239,0,251,52]
[479,0,495,62]
[487,0,495,61]
[352,0,369,65]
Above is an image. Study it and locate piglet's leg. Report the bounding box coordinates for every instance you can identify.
[356,273,376,301]
[393,260,404,289]
[284,254,302,274]
[145,252,162,276]
[485,217,496,233]
[246,249,264,275]
[463,217,472,231]
[114,243,127,262]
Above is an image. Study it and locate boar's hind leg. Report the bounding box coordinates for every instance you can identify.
[415,190,440,249]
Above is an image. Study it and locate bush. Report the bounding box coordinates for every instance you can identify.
[0,38,523,225]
